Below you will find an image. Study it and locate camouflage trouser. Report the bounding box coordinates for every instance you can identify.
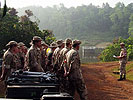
[59,76,70,93]
[120,63,126,75]
[68,78,88,100]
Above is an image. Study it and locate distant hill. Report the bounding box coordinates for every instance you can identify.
[17,3,133,45]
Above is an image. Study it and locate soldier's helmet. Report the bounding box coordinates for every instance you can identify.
[120,42,125,46]
[6,41,18,47]
[64,38,72,44]
[56,39,64,47]
[72,40,81,45]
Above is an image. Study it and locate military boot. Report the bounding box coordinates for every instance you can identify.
[123,75,126,80]
[117,75,123,81]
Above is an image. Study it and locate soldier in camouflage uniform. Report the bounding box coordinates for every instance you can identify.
[52,39,64,73]
[22,46,28,56]
[59,38,72,68]
[0,41,18,81]
[58,38,72,92]
[115,42,127,81]
[25,36,44,72]
[40,41,48,72]
[16,42,25,69]
[46,42,57,72]
[65,40,88,100]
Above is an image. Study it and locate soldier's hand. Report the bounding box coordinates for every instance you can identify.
[64,73,67,77]
[64,72,69,77]
[0,76,4,82]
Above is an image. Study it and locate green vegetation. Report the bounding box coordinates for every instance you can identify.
[112,62,133,81]
[0,8,55,57]
[99,37,133,62]
[17,2,133,44]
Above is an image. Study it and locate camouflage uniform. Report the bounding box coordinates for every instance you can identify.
[59,38,72,69]
[2,49,17,80]
[14,53,22,69]
[66,40,88,100]
[119,47,127,76]
[45,42,57,72]
[1,41,18,81]
[59,47,70,70]
[58,38,72,92]
[17,42,26,69]
[26,45,44,72]
[25,36,44,72]
[40,49,47,72]
[39,40,48,71]
[52,40,64,72]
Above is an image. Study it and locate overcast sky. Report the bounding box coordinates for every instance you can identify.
[0,0,132,8]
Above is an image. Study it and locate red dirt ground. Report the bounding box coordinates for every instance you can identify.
[0,61,133,100]
[74,61,133,100]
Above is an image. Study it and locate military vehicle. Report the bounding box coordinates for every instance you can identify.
[6,70,74,100]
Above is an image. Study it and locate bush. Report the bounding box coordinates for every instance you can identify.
[99,37,133,62]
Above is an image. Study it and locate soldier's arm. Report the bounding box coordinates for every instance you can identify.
[116,50,127,59]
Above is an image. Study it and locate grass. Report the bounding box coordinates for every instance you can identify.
[112,62,133,80]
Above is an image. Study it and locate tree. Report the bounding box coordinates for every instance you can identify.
[128,14,133,37]
[0,7,56,57]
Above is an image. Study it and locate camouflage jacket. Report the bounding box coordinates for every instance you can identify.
[59,47,70,69]
[66,48,83,80]
[53,47,61,65]
[25,45,44,72]
[2,49,17,78]
[119,47,127,64]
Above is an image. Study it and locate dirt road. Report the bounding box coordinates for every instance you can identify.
[76,62,133,100]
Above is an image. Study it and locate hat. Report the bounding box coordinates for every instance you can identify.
[32,36,42,41]
[6,41,18,47]
[120,42,125,46]
[18,42,25,47]
[49,42,57,48]
[56,39,64,47]
[64,38,72,44]
[24,46,27,49]
[41,41,49,47]
[72,40,81,45]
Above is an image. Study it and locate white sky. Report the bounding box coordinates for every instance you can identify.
[0,0,132,8]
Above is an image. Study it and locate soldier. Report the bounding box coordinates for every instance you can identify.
[0,41,18,82]
[59,38,72,68]
[58,38,72,92]
[115,42,127,81]
[23,45,28,55]
[16,42,25,69]
[25,36,44,72]
[46,42,57,72]
[52,39,64,73]
[65,40,88,100]
[40,41,48,72]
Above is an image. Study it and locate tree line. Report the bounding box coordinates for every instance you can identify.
[17,2,133,45]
